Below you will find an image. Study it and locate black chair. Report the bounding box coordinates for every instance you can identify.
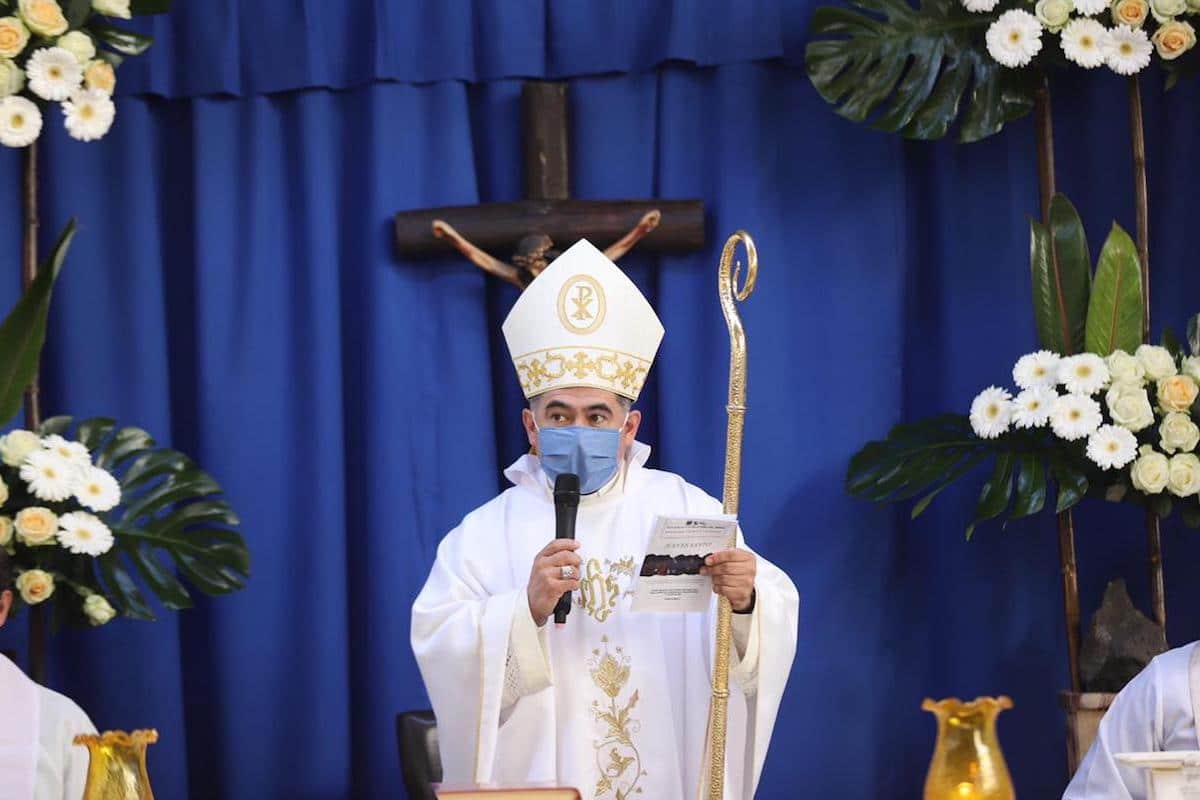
[396,710,441,800]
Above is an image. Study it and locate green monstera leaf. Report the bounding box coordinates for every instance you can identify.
[846,414,1094,538]
[805,0,1038,143]
[39,416,250,621]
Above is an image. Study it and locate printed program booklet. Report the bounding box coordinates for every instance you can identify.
[631,514,738,613]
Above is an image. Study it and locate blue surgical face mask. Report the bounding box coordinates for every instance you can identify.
[536,422,625,494]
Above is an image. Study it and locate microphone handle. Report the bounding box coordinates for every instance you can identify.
[553,500,578,625]
[554,590,572,624]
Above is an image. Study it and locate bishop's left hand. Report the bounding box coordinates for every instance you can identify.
[700,549,756,613]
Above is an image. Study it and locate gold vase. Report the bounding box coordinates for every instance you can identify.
[74,729,159,800]
[922,697,1015,800]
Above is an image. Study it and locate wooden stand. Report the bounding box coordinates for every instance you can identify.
[1060,692,1118,774]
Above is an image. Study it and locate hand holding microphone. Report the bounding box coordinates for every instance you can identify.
[526,473,582,627]
[526,539,581,627]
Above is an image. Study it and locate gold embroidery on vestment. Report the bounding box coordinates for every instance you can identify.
[588,637,645,799]
[576,557,635,623]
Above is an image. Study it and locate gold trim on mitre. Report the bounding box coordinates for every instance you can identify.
[502,239,664,402]
[514,347,652,401]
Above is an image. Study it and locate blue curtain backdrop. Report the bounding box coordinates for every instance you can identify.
[2,1,1200,797]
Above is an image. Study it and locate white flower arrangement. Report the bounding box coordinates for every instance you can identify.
[0,0,164,148]
[0,428,120,624]
[963,0,1198,73]
[969,346,1200,498]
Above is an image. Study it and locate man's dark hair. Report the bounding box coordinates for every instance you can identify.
[0,547,11,593]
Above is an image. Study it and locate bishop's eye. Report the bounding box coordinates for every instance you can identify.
[589,414,609,426]
[548,413,570,425]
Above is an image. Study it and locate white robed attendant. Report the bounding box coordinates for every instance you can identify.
[1064,641,1200,800]
[412,240,799,799]
[0,552,97,800]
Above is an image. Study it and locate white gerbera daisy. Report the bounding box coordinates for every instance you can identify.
[0,95,41,147]
[1105,24,1154,73]
[962,0,1001,12]
[1057,353,1111,395]
[1087,424,1139,470]
[1075,0,1110,13]
[1051,393,1103,440]
[1013,350,1062,389]
[41,433,91,467]
[1061,18,1111,66]
[1013,386,1058,428]
[73,465,121,512]
[970,386,1014,439]
[56,511,114,556]
[986,10,1045,67]
[19,449,76,502]
[25,47,82,101]
[62,88,114,142]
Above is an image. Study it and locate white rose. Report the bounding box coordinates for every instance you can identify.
[0,16,30,59]
[0,516,12,547]
[1151,0,1188,17]
[82,593,116,626]
[1107,350,1146,385]
[1168,452,1200,497]
[1131,446,1170,494]
[1182,356,1200,383]
[91,0,131,19]
[55,31,95,64]
[0,57,24,97]
[1160,412,1200,453]
[15,568,54,604]
[0,476,7,507]
[1137,344,1177,381]
[1106,382,1155,431]
[17,0,67,38]
[1037,0,1073,28]
[0,429,40,466]
[1158,374,1200,412]
[14,506,57,546]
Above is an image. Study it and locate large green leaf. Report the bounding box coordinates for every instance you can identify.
[0,221,76,427]
[967,451,1015,538]
[1031,195,1091,355]
[1010,453,1046,519]
[1050,456,1089,513]
[88,22,154,55]
[1085,224,1143,356]
[45,417,250,621]
[805,0,1036,143]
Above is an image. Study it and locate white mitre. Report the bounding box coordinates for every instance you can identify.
[501,239,664,401]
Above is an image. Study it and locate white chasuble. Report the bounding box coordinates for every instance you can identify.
[412,442,799,799]
[0,654,96,800]
[1063,642,1200,800]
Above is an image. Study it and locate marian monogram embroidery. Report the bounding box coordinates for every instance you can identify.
[588,637,646,799]
[576,556,636,623]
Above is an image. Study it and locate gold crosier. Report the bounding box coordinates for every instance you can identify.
[703,231,757,800]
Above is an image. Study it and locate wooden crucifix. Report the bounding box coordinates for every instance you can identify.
[394,81,705,288]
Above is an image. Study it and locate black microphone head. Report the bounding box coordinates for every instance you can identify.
[554,473,580,501]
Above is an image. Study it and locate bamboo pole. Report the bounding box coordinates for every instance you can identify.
[1127,75,1167,633]
[1034,78,1084,692]
[1034,76,1056,221]
[21,142,46,685]
[705,232,757,800]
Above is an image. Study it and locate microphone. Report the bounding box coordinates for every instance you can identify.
[553,473,581,626]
